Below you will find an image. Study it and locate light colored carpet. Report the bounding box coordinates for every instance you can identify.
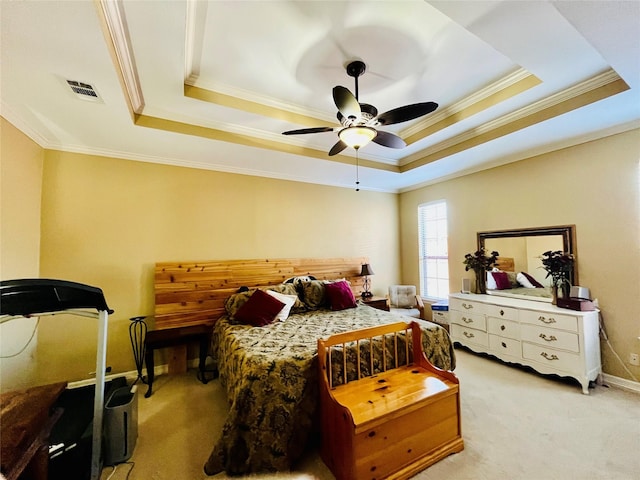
[100,349,640,480]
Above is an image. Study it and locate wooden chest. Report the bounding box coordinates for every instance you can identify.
[318,321,463,480]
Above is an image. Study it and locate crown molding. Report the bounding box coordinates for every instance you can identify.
[37,142,395,193]
[97,0,144,114]
[399,69,629,170]
[1,102,52,148]
[401,68,538,138]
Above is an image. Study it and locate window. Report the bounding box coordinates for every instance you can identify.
[418,201,449,299]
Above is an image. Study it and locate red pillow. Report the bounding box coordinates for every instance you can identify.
[491,271,512,290]
[234,289,285,327]
[522,271,544,288]
[325,280,356,311]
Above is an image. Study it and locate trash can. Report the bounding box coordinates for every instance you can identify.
[103,384,138,465]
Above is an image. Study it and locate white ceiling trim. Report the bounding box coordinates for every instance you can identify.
[401,69,627,166]
[0,102,51,148]
[401,67,536,138]
[97,0,144,114]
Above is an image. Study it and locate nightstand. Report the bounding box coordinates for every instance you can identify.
[361,296,389,311]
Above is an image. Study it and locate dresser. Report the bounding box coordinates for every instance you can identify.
[449,293,601,394]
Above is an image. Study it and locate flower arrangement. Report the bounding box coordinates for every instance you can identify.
[463,248,499,294]
[463,248,500,272]
[540,250,574,303]
[540,250,574,286]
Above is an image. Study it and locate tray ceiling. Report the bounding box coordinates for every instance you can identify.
[1,1,639,192]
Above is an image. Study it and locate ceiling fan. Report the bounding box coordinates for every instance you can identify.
[282,60,438,156]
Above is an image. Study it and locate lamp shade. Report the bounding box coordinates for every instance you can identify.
[339,126,377,149]
[360,264,374,276]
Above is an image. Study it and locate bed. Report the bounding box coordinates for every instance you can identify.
[485,257,552,302]
[154,258,456,475]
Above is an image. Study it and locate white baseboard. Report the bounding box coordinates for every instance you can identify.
[602,373,640,394]
[68,361,191,389]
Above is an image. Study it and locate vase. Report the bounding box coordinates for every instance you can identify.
[475,270,487,294]
[551,284,559,305]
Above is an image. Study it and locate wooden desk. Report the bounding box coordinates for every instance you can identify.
[144,324,213,398]
[1,382,67,480]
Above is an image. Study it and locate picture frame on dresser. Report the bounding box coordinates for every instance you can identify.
[449,292,601,394]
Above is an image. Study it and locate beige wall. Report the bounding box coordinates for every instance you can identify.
[400,128,640,381]
[31,150,399,384]
[0,118,44,391]
[3,114,639,388]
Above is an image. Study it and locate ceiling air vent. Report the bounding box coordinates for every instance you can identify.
[66,80,102,102]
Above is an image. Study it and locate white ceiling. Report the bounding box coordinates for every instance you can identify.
[2,1,639,193]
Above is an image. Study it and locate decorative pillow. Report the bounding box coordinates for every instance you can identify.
[517,271,544,288]
[224,290,254,318]
[234,289,285,327]
[267,283,306,312]
[284,275,316,288]
[491,271,512,290]
[300,280,327,309]
[324,280,357,311]
[265,289,298,321]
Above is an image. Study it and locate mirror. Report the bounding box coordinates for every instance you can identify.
[477,225,577,302]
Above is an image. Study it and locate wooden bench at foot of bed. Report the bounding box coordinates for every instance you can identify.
[317,321,464,480]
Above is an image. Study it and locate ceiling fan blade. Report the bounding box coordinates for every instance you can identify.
[333,86,361,121]
[328,140,348,156]
[375,102,438,126]
[372,130,406,149]
[282,126,335,135]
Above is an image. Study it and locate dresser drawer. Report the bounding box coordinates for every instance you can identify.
[450,310,487,331]
[522,342,582,373]
[489,334,521,357]
[487,317,520,340]
[519,310,578,332]
[449,298,485,315]
[451,324,489,348]
[521,324,579,353]
[485,304,518,322]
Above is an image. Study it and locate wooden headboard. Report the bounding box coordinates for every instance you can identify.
[495,257,515,272]
[154,257,368,330]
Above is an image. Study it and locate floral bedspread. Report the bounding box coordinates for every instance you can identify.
[203,303,455,475]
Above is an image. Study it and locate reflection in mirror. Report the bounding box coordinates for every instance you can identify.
[477,225,577,303]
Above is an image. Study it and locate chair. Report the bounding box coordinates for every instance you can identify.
[387,285,425,320]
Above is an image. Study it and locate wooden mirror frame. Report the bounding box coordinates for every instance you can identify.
[477,225,578,286]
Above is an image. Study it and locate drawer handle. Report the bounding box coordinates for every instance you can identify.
[500,309,504,316]
[500,325,506,331]
[463,331,475,339]
[539,333,557,342]
[462,317,473,324]
[538,316,556,324]
[462,303,474,310]
[540,352,559,361]
[501,342,507,348]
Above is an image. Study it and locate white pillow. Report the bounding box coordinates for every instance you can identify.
[265,290,298,321]
[516,272,536,289]
[486,271,498,290]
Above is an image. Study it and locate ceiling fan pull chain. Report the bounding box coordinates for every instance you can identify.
[355,149,360,191]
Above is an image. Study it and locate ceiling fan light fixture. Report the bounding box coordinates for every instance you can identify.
[339,126,377,149]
